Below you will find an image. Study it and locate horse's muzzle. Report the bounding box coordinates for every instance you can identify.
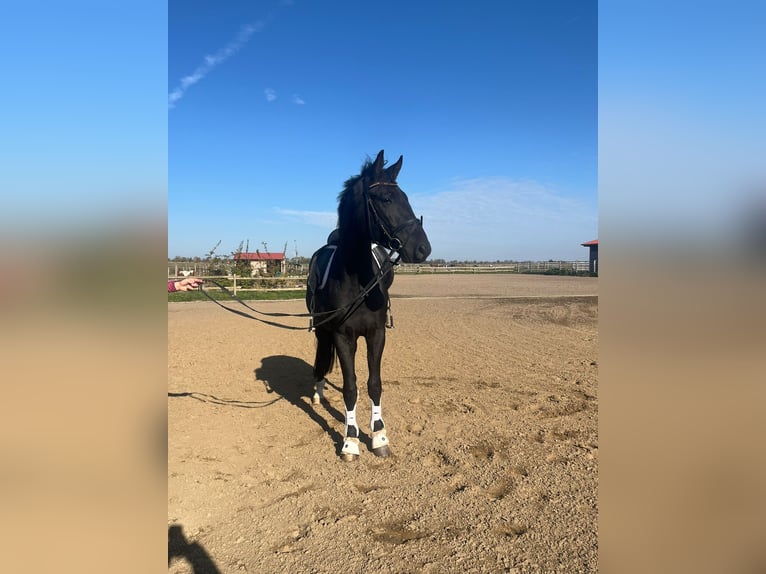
[414,240,431,262]
[400,219,431,263]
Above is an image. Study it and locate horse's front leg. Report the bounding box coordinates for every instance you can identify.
[366,328,391,458]
[334,331,360,462]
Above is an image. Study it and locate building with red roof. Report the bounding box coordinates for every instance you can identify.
[581,239,598,274]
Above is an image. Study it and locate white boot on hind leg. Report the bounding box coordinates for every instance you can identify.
[312,378,326,405]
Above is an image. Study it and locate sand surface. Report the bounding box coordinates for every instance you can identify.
[168,273,598,573]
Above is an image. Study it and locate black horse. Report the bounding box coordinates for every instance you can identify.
[306,150,431,461]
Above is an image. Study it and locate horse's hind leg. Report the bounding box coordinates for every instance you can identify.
[366,329,391,458]
[312,329,334,405]
[335,332,360,462]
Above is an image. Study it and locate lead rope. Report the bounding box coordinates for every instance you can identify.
[199,247,399,331]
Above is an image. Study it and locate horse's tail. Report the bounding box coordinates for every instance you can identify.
[313,329,336,381]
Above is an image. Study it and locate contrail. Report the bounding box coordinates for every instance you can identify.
[169,22,262,109]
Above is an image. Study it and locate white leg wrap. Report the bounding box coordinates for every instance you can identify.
[345,406,358,438]
[370,401,382,430]
[312,378,326,404]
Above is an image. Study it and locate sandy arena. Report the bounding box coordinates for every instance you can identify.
[168,273,598,573]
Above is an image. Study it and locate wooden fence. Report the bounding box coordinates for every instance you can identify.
[395,261,590,274]
[168,261,591,294]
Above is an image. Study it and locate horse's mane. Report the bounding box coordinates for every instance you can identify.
[336,158,378,232]
[338,158,374,205]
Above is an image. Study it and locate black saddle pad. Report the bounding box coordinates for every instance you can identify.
[307,244,338,296]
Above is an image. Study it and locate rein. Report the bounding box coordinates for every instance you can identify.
[317,246,400,330]
[199,245,400,331]
[198,280,311,331]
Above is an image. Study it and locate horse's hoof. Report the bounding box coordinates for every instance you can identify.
[341,437,360,461]
[371,429,389,457]
[311,394,321,405]
[372,445,391,458]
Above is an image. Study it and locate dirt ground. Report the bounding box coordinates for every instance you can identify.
[168,273,598,573]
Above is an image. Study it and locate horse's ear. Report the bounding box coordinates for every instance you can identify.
[372,150,385,177]
[386,155,403,181]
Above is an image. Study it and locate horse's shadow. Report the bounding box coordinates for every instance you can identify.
[254,355,347,452]
[168,524,221,574]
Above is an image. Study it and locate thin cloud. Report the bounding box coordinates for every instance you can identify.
[169,22,262,109]
[292,94,305,105]
[410,177,597,261]
[272,179,596,260]
[265,88,277,102]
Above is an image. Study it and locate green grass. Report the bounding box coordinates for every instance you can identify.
[168,289,306,302]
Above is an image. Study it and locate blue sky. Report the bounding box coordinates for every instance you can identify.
[169,0,597,261]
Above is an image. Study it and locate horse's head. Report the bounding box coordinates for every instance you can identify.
[339,150,431,263]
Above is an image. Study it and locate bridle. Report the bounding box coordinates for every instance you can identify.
[365,181,424,254]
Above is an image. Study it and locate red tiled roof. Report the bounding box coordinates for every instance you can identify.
[233,252,285,261]
[581,239,598,247]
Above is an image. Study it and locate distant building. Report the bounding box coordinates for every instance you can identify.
[233,251,286,276]
[581,239,598,274]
